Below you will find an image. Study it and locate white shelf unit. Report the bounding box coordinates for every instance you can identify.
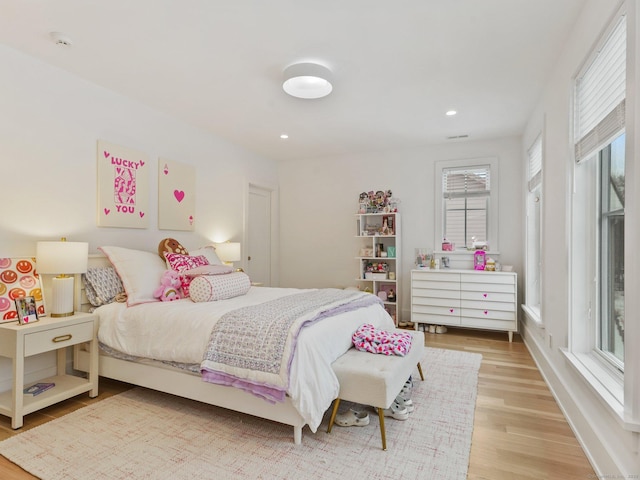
[355,212,401,326]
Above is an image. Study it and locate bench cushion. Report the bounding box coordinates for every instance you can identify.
[331,330,425,409]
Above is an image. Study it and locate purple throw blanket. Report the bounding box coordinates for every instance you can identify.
[200,289,382,403]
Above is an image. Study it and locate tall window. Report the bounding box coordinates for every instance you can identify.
[525,135,542,320]
[441,165,490,249]
[570,13,626,378]
[599,134,625,366]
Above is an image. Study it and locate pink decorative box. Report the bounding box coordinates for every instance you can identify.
[442,242,453,251]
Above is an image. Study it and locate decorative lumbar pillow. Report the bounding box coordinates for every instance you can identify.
[189,245,223,265]
[182,264,233,276]
[163,252,209,297]
[99,246,167,306]
[82,266,125,307]
[157,238,188,260]
[189,272,252,302]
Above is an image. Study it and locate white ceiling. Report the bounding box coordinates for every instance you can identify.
[0,0,586,162]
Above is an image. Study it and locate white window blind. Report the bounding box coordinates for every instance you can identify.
[528,135,542,192]
[574,15,626,162]
[442,166,490,247]
[442,166,490,199]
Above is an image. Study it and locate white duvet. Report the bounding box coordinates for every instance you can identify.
[95,286,394,432]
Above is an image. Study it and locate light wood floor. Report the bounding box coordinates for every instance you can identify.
[0,328,596,479]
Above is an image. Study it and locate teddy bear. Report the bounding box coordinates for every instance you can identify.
[153,270,183,302]
[157,238,188,260]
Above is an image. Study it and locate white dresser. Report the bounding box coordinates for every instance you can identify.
[411,269,517,342]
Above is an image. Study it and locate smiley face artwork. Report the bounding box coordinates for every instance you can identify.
[0,258,45,322]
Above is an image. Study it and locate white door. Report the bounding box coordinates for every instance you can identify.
[247,185,272,286]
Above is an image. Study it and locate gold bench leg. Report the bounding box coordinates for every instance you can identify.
[417,361,425,381]
[327,398,341,433]
[377,407,387,450]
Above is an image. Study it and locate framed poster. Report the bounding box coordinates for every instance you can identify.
[0,258,46,323]
[97,140,149,228]
[158,158,195,231]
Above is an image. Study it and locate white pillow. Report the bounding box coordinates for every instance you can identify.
[99,246,166,306]
[189,245,223,265]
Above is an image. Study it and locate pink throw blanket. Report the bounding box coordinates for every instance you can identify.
[352,323,412,356]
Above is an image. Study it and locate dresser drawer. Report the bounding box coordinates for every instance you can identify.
[461,308,517,322]
[460,290,515,303]
[411,271,460,283]
[412,280,459,293]
[462,316,517,332]
[461,282,515,294]
[412,288,460,301]
[412,311,462,326]
[461,299,516,312]
[413,303,460,317]
[460,272,516,285]
[24,321,94,357]
[413,295,460,308]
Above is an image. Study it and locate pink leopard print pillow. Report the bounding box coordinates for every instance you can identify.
[163,252,209,297]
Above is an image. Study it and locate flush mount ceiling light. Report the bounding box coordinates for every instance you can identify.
[283,63,333,99]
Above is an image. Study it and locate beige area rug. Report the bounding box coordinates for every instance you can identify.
[0,347,481,480]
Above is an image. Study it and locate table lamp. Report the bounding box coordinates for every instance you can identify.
[214,242,241,267]
[36,238,89,317]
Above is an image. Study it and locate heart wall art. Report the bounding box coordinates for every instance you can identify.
[97,140,150,228]
[158,158,195,231]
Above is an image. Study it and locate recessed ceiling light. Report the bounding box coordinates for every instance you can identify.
[280,134,289,139]
[283,63,333,99]
[446,110,457,116]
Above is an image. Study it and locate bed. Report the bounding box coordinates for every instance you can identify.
[73,245,395,444]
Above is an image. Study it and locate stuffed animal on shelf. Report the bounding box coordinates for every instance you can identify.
[153,270,183,302]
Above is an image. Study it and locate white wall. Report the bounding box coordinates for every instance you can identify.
[0,44,279,389]
[521,0,639,476]
[277,137,523,322]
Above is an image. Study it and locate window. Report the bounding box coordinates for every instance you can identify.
[525,135,542,321]
[435,157,498,252]
[566,11,628,421]
[599,134,624,366]
[442,166,489,248]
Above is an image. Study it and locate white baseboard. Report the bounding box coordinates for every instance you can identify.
[521,320,623,477]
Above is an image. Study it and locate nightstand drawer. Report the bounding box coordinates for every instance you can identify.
[24,322,94,357]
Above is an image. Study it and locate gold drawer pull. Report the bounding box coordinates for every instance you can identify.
[52,334,72,343]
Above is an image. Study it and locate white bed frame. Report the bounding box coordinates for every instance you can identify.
[73,255,306,444]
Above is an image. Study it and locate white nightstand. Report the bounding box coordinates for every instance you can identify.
[0,312,99,428]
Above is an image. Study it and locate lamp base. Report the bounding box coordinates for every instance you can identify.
[49,276,75,317]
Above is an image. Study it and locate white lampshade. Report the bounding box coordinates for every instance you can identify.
[214,242,241,264]
[283,63,333,99]
[36,239,88,317]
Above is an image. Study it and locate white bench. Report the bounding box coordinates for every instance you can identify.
[327,330,425,450]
